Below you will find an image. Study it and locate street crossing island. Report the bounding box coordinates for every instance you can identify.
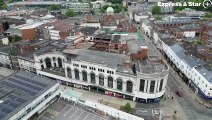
[158,2,202,7]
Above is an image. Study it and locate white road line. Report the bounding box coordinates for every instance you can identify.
[69,107,79,118]
[43,116,51,120]
[64,106,74,116]
[91,115,97,120]
[76,110,84,120]
[60,105,68,113]
[83,113,90,120]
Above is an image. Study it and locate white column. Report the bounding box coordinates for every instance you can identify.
[51,59,54,68]
[80,71,83,81]
[147,81,151,93]
[104,77,108,88]
[113,79,116,89]
[157,80,161,92]
[144,80,147,93]
[56,59,59,67]
[96,75,99,85]
[154,80,157,93]
[123,82,126,92]
[133,96,136,101]
[88,73,91,83]
[65,67,68,78]
[43,62,47,68]
[72,69,75,80]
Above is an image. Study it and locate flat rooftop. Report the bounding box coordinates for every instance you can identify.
[63,49,131,69]
[0,71,57,120]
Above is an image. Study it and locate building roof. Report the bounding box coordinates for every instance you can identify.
[178,24,201,30]
[170,43,185,53]
[4,28,21,35]
[0,71,57,120]
[206,30,212,36]
[80,27,99,36]
[142,19,153,26]
[206,22,212,27]
[49,20,75,32]
[0,45,21,56]
[195,67,212,83]
[106,7,114,12]
[154,18,192,25]
[63,49,130,69]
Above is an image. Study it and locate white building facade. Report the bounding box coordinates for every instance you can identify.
[30,49,169,103]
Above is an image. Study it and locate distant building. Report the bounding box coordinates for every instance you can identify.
[63,2,90,12]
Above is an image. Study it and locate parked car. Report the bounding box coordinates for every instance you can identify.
[175,91,183,97]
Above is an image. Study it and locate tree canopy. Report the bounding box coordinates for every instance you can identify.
[8,35,22,42]
[152,6,161,15]
[90,9,95,15]
[0,1,7,10]
[48,4,61,11]
[65,10,75,17]
[123,103,132,113]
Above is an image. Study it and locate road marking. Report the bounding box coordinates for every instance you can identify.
[64,106,74,116]
[43,116,51,120]
[91,115,96,120]
[83,113,90,120]
[69,108,79,118]
[76,109,84,120]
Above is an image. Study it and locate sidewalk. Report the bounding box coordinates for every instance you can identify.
[169,67,212,109]
[159,86,188,120]
[59,85,136,110]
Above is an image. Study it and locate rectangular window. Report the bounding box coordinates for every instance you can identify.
[159,79,163,91]
[139,79,145,92]
[150,81,155,93]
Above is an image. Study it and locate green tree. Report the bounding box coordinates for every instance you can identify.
[65,10,75,17]
[100,4,110,13]
[48,4,61,11]
[152,6,161,15]
[0,1,6,10]
[90,9,95,15]
[204,13,212,18]
[123,103,132,113]
[8,35,22,42]
[155,16,162,20]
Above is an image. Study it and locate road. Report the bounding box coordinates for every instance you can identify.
[137,27,212,120]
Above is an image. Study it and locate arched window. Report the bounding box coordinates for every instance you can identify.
[67,67,72,78]
[90,72,96,84]
[126,81,133,93]
[99,74,104,86]
[45,57,51,68]
[74,69,79,80]
[82,71,87,82]
[117,78,123,90]
[108,76,113,88]
[58,58,63,67]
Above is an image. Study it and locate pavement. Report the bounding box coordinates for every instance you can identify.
[30,99,113,120]
[59,85,136,110]
[0,67,15,77]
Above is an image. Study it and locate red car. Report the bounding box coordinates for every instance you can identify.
[175,91,183,97]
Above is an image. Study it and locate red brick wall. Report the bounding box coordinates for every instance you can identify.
[21,28,36,40]
[59,31,70,40]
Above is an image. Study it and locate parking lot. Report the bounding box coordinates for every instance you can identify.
[30,99,114,120]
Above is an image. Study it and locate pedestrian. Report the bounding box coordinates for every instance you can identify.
[168,94,170,99]
[164,97,166,101]
[172,96,174,100]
